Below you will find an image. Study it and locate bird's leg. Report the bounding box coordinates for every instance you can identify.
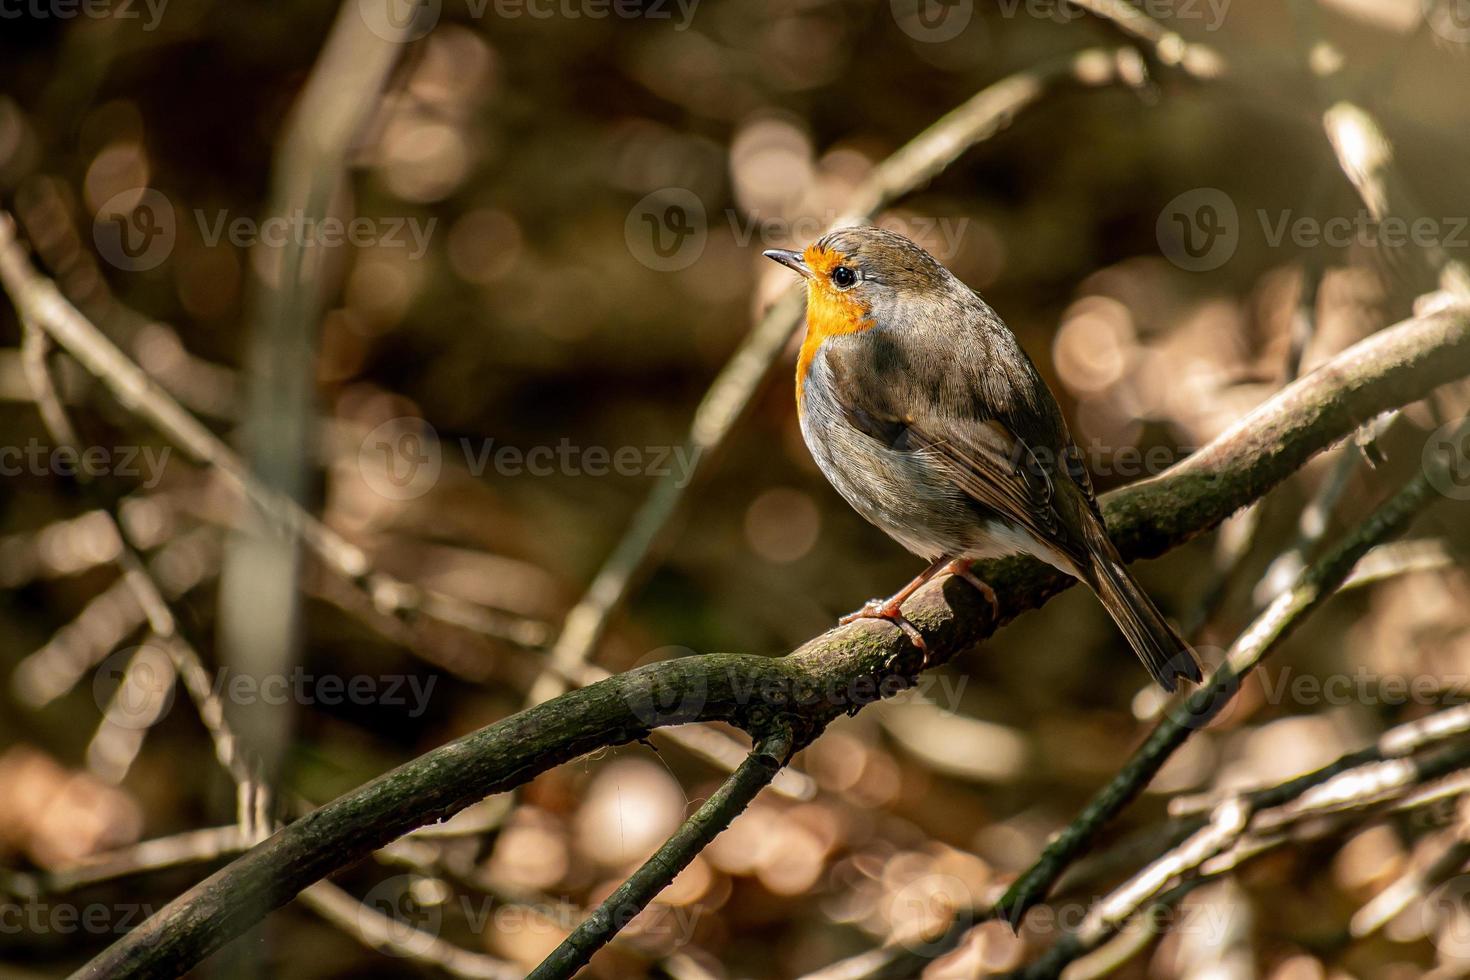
[946,558,999,618]
[839,556,951,652]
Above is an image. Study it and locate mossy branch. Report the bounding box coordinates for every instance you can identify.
[68,302,1470,980]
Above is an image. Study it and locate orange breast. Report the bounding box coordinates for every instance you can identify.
[794,244,874,413]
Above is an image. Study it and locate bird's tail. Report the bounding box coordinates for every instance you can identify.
[1078,518,1201,692]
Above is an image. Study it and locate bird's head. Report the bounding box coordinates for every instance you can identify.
[764,225,955,342]
[765,226,957,404]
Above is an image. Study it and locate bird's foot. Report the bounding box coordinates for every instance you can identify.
[946,559,999,618]
[840,598,928,656]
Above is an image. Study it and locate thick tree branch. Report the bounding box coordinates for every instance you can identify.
[69,300,1470,980]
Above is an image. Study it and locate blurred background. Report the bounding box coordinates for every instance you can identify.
[1,0,1470,977]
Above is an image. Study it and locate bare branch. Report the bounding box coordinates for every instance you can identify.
[997,438,1460,924]
[0,212,547,650]
[69,301,1470,980]
[299,880,521,980]
[529,727,794,979]
[1012,738,1470,978]
[17,320,267,831]
[1067,0,1227,78]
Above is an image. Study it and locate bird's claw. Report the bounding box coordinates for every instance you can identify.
[946,559,999,619]
[840,599,928,658]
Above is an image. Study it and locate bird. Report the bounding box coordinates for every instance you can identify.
[764,227,1202,692]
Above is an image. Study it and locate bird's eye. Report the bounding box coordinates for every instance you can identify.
[831,266,857,289]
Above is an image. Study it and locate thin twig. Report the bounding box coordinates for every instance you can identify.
[1066,0,1227,78]
[997,445,1455,925]
[30,827,249,894]
[0,212,546,649]
[1178,261,1325,639]
[218,0,421,793]
[1013,738,1470,978]
[1351,826,1470,937]
[1250,441,1359,608]
[18,321,267,833]
[1286,262,1325,383]
[1322,100,1470,295]
[1281,0,1470,295]
[528,726,794,979]
[299,880,521,980]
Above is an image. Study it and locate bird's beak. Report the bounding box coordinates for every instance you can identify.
[763,248,811,278]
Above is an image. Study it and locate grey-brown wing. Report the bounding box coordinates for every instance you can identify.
[822,338,1089,567]
[952,303,1104,517]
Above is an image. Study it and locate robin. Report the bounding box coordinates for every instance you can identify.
[764,227,1201,691]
